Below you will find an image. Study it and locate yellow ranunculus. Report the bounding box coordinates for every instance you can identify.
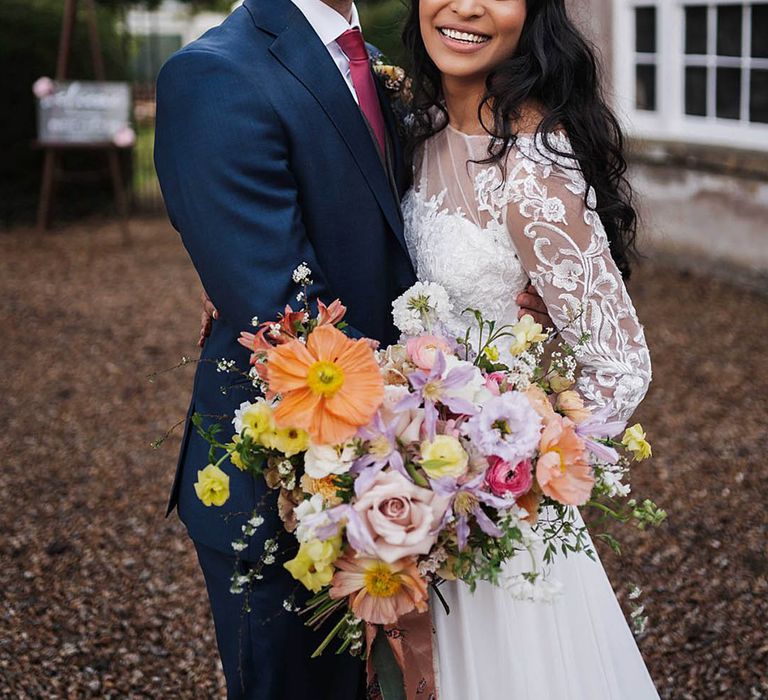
[194,464,230,507]
[509,315,549,356]
[622,423,652,461]
[238,399,275,440]
[420,435,469,479]
[483,345,500,362]
[268,426,310,457]
[549,373,574,393]
[228,434,246,471]
[284,536,342,593]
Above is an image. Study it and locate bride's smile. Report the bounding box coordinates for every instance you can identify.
[421,0,527,81]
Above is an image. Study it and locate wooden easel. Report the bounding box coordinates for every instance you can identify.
[36,0,131,241]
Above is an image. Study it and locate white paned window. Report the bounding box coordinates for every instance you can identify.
[634,5,658,110]
[614,0,768,150]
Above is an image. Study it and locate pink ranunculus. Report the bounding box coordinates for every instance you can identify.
[484,371,506,396]
[485,456,533,498]
[352,470,449,563]
[32,76,54,98]
[406,334,454,371]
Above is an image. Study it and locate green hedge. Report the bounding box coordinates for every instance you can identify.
[0,0,129,226]
[359,0,409,67]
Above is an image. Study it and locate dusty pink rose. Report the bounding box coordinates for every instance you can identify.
[352,470,449,563]
[380,385,424,443]
[406,334,454,370]
[485,456,533,498]
[32,76,54,98]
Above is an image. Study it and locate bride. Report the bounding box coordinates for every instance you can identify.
[400,0,658,698]
[197,0,659,696]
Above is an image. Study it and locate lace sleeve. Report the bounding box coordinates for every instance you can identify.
[502,136,652,423]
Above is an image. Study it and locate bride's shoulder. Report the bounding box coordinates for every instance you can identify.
[507,109,576,171]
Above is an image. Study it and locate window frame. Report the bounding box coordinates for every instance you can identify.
[613,0,768,151]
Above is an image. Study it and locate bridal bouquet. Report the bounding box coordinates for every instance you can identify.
[192,264,664,664]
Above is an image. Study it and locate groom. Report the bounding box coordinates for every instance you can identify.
[155,0,416,696]
[155,0,550,697]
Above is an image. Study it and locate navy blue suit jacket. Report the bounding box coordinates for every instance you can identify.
[154,0,416,560]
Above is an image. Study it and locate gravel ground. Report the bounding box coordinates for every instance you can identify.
[0,217,766,699]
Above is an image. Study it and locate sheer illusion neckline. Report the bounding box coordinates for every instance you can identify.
[443,122,570,145]
[444,122,540,140]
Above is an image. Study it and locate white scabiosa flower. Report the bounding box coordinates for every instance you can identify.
[391,281,453,335]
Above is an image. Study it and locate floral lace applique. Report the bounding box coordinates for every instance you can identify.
[403,130,651,422]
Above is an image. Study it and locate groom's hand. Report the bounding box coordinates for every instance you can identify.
[517,283,553,329]
[198,288,218,348]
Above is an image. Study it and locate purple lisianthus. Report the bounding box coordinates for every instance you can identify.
[397,351,478,439]
[353,412,409,495]
[575,406,626,464]
[308,503,377,555]
[464,391,542,463]
[431,474,509,550]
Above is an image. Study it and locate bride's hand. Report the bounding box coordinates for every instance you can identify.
[516,283,553,329]
[198,288,218,348]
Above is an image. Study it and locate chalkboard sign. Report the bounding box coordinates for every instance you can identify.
[36,80,131,145]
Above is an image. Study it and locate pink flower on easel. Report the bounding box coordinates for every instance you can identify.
[32,76,55,99]
[112,126,136,148]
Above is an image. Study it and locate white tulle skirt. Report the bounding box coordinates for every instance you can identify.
[431,534,660,700]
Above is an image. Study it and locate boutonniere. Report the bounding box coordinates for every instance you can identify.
[371,55,412,104]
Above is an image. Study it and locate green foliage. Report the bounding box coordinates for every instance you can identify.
[95,0,232,10]
[358,0,409,66]
[0,0,130,225]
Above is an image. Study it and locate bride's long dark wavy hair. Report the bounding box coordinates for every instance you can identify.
[402,0,638,278]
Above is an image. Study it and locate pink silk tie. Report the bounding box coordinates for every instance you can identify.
[336,28,387,157]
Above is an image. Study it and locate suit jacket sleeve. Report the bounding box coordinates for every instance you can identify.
[154,48,365,338]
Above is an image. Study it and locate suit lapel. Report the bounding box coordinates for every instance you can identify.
[244,0,407,252]
[374,72,408,201]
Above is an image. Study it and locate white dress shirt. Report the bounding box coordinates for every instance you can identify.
[290,0,362,104]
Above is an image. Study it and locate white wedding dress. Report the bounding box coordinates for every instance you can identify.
[402,124,659,699]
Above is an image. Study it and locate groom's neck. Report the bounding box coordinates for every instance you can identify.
[321,0,354,23]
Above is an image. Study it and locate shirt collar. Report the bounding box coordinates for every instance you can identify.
[290,0,360,47]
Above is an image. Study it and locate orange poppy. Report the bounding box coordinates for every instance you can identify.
[536,415,594,506]
[267,325,384,445]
